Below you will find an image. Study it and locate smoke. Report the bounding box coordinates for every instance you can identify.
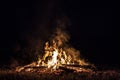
[50,28,70,47]
[47,17,88,66]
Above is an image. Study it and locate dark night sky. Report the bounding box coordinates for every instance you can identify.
[0,0,115,66]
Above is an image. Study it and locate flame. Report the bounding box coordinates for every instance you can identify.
[16,27,91,72]
[48,49,59,69]
[35,28,89,70]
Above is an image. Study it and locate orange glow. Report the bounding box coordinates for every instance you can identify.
[16,28,90,72]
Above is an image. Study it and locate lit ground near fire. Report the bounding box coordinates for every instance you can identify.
[0,67,120,80]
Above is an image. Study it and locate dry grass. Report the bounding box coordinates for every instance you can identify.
[0,69,120,80]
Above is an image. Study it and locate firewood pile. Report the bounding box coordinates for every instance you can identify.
[16,64,94,74]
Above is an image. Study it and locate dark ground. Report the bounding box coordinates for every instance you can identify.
[0,69,120,80]
[0,64,120,80]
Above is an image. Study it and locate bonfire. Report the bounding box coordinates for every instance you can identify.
[16,27,95,73]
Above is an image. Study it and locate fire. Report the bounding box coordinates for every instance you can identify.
[16,27,92,72]
[47,49,59,69]
[41,40,73,70]
[35,28,89,70]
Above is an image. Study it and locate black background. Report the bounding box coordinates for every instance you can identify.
[0,0,116,67]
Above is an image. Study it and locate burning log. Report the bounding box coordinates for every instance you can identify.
[16,63,93,73]
[59,66,75,73]
[62,64,96,70]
